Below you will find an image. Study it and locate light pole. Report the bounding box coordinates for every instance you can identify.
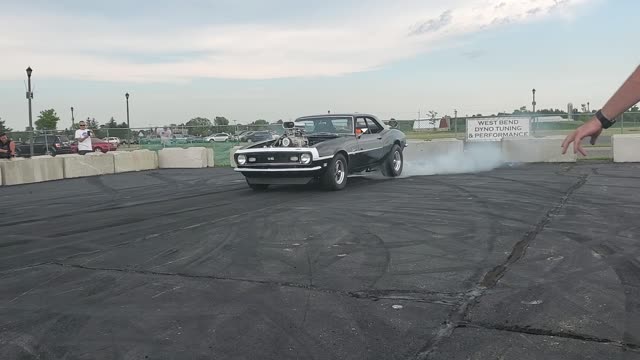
[532,88,537,135]
[71,106,75,127]
[454,109,458,137]
[26,67,34,157]
[125,93,130,146]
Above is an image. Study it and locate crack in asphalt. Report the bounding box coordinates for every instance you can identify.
[462,322,640,352]
[480,174,589,288]
[414,174,590,360]
[47,262,465,306]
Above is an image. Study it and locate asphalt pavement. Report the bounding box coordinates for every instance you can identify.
[1,162,640,359]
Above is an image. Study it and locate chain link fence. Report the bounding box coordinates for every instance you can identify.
[4,111,639,163]
[390,111,640,139]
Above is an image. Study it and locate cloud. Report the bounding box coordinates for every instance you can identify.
[0,0,590,83]
[409,10,454,35]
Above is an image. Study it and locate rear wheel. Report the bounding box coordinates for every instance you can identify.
[381,144,403,177]
[321,153,348,191]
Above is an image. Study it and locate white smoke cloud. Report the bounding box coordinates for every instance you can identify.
[401,142,508,177]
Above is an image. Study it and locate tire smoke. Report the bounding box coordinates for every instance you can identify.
[400,142,507,177]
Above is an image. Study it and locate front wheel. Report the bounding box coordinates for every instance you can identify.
[381,144,403,177]
[320,153,348,191]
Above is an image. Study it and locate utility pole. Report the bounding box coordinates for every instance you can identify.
[71,106,75,127]
[126,93,131,147]
[454,109,458,138]
[532,88,537,136]
[26,67,34,158]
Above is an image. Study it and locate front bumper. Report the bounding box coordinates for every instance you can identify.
[234,166,322,172]
[233,146,331,184]
[236,164,328,184]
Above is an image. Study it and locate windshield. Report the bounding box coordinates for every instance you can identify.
[294,116,353,135]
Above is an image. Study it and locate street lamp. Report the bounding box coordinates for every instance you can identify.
[125,92,131,146]
[26,67,34,157]
[454,109,458,137]
[532,88,537,135]
[532,88,536,113]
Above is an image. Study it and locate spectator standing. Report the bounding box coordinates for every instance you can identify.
[160,127,172,146]
[75,121,93,155]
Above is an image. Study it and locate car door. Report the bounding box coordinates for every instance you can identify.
[363,116,385,162]
[33,136,46,154]
[353,117,380,168]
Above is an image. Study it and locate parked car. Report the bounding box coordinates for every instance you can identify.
[245,131,273,143]
[105,137,121,146]
[205,133,230,142]
[15,134,74,157]
[171,134,190,144]
[70,137,117,153]
[233,113,406,191]
[238,131,254,142]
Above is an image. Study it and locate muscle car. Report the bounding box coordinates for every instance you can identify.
[233,113,407,190]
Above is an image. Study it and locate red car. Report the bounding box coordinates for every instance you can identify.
[71,137,118,153]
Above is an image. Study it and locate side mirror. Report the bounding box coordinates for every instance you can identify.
[283,121,295,129]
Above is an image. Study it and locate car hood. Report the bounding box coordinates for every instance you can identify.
[240,134,352,153]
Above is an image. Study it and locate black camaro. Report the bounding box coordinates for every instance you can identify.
[234,113,407,191]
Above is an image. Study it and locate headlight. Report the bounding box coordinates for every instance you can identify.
[300,153,311,164]
[237,154,246,165]
[281,137,291,147]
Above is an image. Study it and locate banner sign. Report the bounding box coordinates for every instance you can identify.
[466,117,530,141]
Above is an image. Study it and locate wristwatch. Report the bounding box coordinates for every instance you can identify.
[595,110,616,129]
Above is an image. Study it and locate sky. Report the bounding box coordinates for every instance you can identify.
[0,0,638,130]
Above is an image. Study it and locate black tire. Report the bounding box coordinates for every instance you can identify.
[381,144,403,177]
[320,153,348,191]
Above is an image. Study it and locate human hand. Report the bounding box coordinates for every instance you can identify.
[561,118,603,156]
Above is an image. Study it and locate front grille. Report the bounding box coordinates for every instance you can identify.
[238,151,312,167]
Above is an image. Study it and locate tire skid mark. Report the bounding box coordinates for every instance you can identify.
[462,321,640,352]
[43,262,464,307]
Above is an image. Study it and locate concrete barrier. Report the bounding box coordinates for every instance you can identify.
[0,155,64,186]
[132,150,159,171]
[113,150,158,173]
[229,146,242,167]
[158,147,208,168]
[206,148,214,167]
[404,139,464,161]
[612,134,640,162]
[60,153,115,179]
[501,136,577,163]
[0,159,5,185]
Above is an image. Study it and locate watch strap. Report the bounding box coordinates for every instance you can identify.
[596,110,615,129]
